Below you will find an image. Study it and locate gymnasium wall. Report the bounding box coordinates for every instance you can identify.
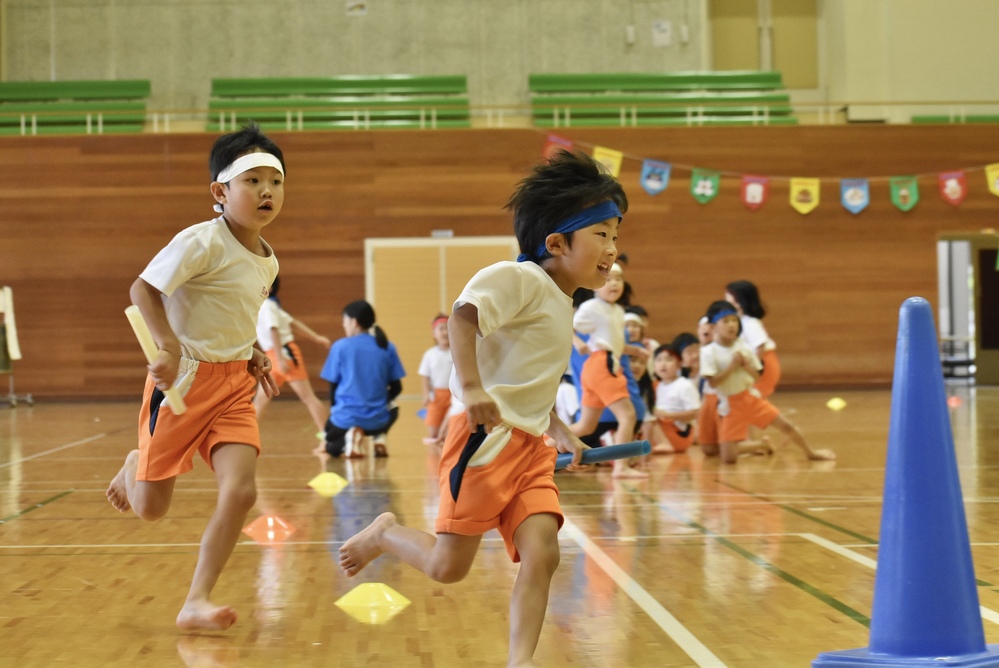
[3,124,998,398]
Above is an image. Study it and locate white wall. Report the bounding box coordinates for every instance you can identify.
[0,0,706,112]
[822,0,999,122]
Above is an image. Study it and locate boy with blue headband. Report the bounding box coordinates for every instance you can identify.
[339,150,625,666]
[106,124,283,631]
[700,301,836,464]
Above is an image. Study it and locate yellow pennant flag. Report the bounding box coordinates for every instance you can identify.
[592,146,623,178]
[790,178,820,214]
[986,163,999,198]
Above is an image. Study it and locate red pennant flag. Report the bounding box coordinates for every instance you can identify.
[741,175,769,211]
[542,135,573,162]
[938,171,967,207]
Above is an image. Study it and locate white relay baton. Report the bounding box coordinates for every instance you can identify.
[124,305,187,415]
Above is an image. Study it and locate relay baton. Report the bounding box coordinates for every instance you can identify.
[555,440,651,470]
[124,305,187,415]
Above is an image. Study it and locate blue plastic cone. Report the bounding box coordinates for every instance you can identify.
[814,298,999,667]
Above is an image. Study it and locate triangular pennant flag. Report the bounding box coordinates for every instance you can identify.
[640,160,671,196]
[986,163,999,198]
[741,175,769,211]
[840,178,869,215]
[542,135,573,162]
[690,169,720,204]
[790,178,820,214]
[592,146,623,178]
[890,176,919,212]
[938,171,967,206]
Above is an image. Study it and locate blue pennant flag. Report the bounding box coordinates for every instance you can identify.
[640,160,671,196]
[840,178,869,215]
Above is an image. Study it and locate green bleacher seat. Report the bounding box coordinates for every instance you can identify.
[206,76,471,131]
[911,115,999,124]
[0,80,150,135]
[529,71,797,128]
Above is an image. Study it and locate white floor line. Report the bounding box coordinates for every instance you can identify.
[562,518,728,667]
[799,533,999,626]
[0,433,107,469]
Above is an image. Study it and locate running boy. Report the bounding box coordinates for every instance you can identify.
[106,124,284,631]
[700,301,835,464]
[338,151,624,667]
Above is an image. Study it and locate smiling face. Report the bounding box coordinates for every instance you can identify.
[544,216,620,296]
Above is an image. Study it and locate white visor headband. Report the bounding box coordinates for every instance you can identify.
[215,152,284,184]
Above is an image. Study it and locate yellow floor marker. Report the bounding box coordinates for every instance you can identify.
[242,514,297,545]
[826,397,847,411]
[335,583,411,625]
[308,472,349,497]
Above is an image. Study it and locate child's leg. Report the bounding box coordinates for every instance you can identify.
[287,378,329,433]
[769,415,836,461]
[719,438,773,464]
[569,406,604,438]
[107,450,177,519]
[177,443,258,631]
[339,512,482,583]
[508,513,560,668]
[605,398,646,479]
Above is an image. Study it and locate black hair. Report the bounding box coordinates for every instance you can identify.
[670,332,699,355]
[625,304,648,319]
[343,300,389,349]
[653,343,678,359]
[726,280,766,319]
[268,274,281,298]
[506,150,628,263]
[705,300,737,322]
[572,287,595,309]
[209,122,286,182]
[616,253,629,265]
[618,281,633,308]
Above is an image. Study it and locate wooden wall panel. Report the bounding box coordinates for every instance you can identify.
[2,126,998,398]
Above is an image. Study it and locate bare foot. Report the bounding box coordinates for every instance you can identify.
[611,462,649,479]
[106,449,139,512]
[808,448,836,461]
[176,599,238,631]
[752,436,774,456]
[312,442,330,457]
[339,512,397,577]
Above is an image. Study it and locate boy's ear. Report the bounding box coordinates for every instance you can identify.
[209,181,227,205]
[544,232,567,257]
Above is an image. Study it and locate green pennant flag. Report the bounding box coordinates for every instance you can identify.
[890,176,919,212]
[690,169,720,204]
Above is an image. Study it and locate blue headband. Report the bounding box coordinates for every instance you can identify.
[517,200,622,262]
[709,308,738,324]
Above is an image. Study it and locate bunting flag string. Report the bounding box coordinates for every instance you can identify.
[540,131,997,215]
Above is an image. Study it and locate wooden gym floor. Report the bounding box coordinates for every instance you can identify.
[3,386,999,667]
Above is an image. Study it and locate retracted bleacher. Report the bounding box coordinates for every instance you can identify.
[207,75,471,131]
[0,80,150,135]
[529,71,797,128]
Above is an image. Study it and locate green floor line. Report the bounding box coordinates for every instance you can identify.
[714,478,993,588]
[0,490,75,524]
[629,486,871,628]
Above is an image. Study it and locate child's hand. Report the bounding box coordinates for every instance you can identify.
[729,352,745,369]
[250,349,280,398]
[149,348,180,391]
[462,387,501,432]
[545,415,589,467]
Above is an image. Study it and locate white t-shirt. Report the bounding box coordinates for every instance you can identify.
[140,217,278,362]
[555,379,580,425]
[419,345,453,390]
[573,297,625,372]
[740,316,776,352]
[256,299,294,352]
[449,261,573,436]
[655,376,701,430]
[699,339,761,398]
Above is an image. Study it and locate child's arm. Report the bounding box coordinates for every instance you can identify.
[129,277,181,390]
[449,303,501,432]
[290,318,332,348]
[572,333,591,356]
[249,346,279,398]
[545,409,588,466]
[421,375,433,405]
[705,352,745,388]
[623,342,649,362]
[655,408,699,422]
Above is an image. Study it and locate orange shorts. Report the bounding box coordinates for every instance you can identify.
[436,413,562,562]
[580,350,629,409]
[697,393,720,446]
[265,341,309,387]
[136,359,260,482]
[657,419,693,453]
[719,390,780,443]
[424,388,452,430]
[754,349,781,398]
